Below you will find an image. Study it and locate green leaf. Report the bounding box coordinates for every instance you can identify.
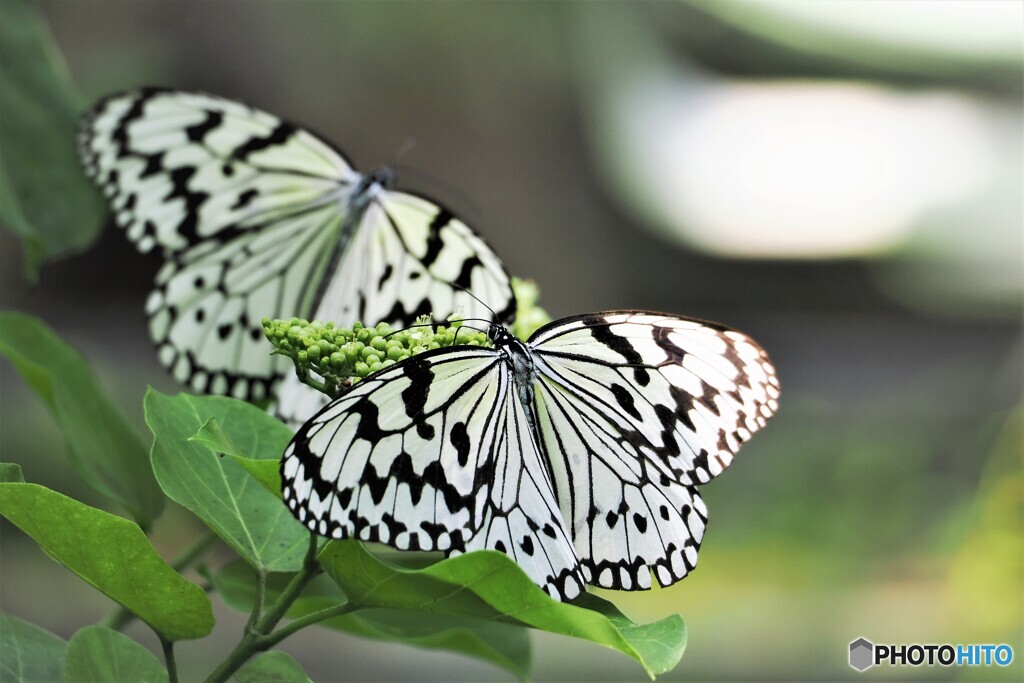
[63,626,167,683]
[0,311,163,526]
[145,389,307,572]
[339,610,531,680]
[0,612,67,683]
[0,482,214,641]
[190,418,284,498]
[188,416,240,453]
[229,457,284,499]
[0,462,25,483]
[320,542,686,679]
[0,0,104,278]
[233,651,311,683]
[214,561,531,680]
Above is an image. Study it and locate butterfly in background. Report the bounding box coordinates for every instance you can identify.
[78,88,515,410]
[282,311,779,600]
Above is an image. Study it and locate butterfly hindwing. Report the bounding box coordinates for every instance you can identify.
[534,378,708,590]
[147,202,344,399]
[459,375,585,601]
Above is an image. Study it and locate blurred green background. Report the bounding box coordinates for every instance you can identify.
[1,1,1021,680]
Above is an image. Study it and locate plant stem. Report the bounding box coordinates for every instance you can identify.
[161,637,179,683]
[254,602,356,650]
[204,534,325,683]
[100,530,219,632]
[254,535,322,634]
[245,567,267,635]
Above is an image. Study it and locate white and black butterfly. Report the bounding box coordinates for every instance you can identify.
[281,311,779,600]
[78,88,514,406]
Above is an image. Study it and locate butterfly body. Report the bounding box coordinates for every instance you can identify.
[282,311,779,601]
[346,166,393,212]
[488,323,541,414]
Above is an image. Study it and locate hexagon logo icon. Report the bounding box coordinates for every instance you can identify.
[850,637,874,671]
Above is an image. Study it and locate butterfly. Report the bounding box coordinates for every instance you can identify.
[77,88,514,407]
[281,311,779,600]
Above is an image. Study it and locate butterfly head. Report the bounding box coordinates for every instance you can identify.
[351,167,395,210]
[369,166,396,189]
[487,324,517,348]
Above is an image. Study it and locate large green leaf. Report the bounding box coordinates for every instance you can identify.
[0,0,104,277]
[0,612,66,683]
[233,651,311,683]
[320,541,686,679]
[63,626,167,683]
[0,311,163,526]
[145,390,307,572]
[214,561,531,680]
[0,482,214,641]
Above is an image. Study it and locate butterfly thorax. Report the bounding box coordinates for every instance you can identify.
[349,166,395,212]
[489,324,538,412]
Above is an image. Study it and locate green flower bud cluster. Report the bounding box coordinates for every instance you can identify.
[262,315,490,399]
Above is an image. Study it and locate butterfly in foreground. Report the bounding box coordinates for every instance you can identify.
[77,88,514,407]
[282,311,779,600]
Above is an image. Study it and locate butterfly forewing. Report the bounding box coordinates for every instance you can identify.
[313,190,512,330]
[282,344,586,599]
[531,312,779,486]
[274,189,515,426]
[282,348,510,551]
[79,89,356,254]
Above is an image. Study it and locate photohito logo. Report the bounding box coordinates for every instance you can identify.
[849,638,1014,672]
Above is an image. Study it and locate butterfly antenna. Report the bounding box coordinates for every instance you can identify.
[394,137,418,164]
[452,323,488,346]
[451,283,498,322]
[392,164,482,217]
[382,322,439,341]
